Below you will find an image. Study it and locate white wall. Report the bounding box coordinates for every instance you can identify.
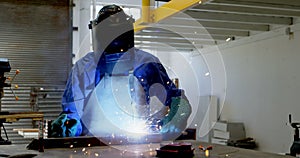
[189,23,300,154]
[158,23,300,154]
[222,27,300,154]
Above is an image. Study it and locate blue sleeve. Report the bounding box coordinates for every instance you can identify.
[133,62,182,107]
[61,72,77,116]
[60,72,82,136]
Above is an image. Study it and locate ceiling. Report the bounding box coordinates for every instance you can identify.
[134,0,300,51]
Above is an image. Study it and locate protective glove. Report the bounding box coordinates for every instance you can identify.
[145,118,163,133]
[160,97,191,134]
[51,114,81,137]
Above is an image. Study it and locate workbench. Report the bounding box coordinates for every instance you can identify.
[0,139,294,158]
[0,112,44,123]
[0,112,44,144]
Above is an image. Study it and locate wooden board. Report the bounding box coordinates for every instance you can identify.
[0,112,43,122]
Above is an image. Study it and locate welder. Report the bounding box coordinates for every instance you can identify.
[51,4,191,141]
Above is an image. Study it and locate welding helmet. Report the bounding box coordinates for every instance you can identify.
[89,4,135,55]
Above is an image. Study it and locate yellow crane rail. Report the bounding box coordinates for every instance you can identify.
[134,0,209,32]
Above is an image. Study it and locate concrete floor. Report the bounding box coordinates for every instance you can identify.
[0,140,294,158]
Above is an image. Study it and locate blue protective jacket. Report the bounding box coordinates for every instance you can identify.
[60,48,183,136]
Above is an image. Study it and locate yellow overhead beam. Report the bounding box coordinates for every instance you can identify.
[134,0,207,32]
[141,0,151,23]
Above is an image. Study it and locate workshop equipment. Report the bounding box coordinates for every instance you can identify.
[199,145,213,157]
[289,114,300,157]
[156,142,194,158]
[0,58,43,145]
[0,58,12,145]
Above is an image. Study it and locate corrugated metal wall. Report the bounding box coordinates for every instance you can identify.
[0,0,72,144]
[0,0,73,85]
